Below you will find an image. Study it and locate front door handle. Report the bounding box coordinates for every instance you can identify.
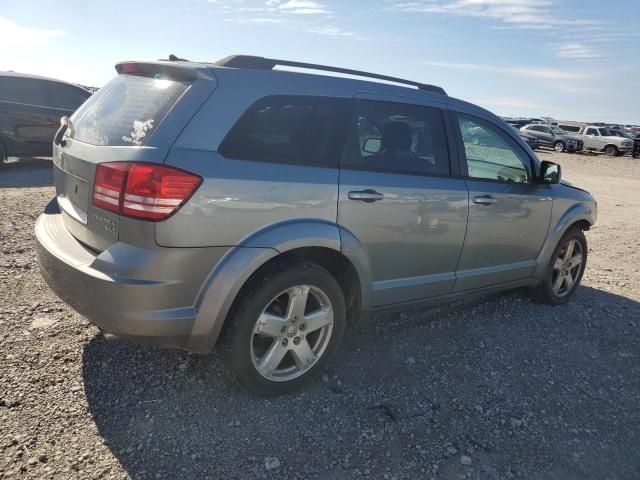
[473,195,497,205]
[348,189,384,203]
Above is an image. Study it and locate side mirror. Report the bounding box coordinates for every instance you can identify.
[363,137,381,154]
[539,161,561,184]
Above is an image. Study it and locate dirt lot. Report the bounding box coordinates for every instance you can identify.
[1,151,639,479]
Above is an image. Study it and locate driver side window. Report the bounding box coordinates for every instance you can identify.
[458,114,532,184]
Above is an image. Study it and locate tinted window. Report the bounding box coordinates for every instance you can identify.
[0,77,51,106]
[51,84,91,111]
[529,125,542,132]
[586,128,598,136]
[219,95,350,167]
[70,74,189,146]
[458,114,531,183]
[341,100,449,176]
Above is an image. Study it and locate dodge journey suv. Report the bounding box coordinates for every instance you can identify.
[36,55,596,396]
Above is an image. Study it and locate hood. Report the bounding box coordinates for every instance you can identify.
[561,179,591,194]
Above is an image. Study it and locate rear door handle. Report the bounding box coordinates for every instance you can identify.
[473,195,497,205]
[348,189,384,203]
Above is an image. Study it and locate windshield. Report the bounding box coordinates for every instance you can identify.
[597,128,613,136]
[550,127,566,135]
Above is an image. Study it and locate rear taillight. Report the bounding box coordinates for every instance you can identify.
[92,162,202,221]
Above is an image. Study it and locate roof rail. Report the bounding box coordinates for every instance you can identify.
[214,55,447,96]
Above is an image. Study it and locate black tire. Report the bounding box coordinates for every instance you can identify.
[228,263,346,396]
[604,145,618,157]
[529,227,587,305]
[553,141,565,153]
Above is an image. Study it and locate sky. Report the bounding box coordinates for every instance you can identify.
[1,0,639,124]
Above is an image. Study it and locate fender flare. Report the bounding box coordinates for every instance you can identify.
[533,203,595,279]
[186,219,373,353]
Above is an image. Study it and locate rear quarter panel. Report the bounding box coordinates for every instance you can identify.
[156,149,339,247]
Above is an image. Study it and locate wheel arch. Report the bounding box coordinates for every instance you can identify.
[534,203,595,279]
[603,143,619,153]
[187,220,373,353]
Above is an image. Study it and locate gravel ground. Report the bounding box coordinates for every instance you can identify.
[1,151,639,480]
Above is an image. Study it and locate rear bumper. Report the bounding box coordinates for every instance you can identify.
[35,200,229,351]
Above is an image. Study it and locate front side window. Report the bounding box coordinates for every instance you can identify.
[341,99,449,176]
[458,114,532,183]
[0,77,50,106]
[219,95,351,168]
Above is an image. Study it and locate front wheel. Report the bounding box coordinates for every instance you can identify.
[554,141,565,153]
[604,145,618,157]
[228,263,346,396]
[530,227,587,305]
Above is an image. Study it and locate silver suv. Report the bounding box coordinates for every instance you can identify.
[36,56,597,395]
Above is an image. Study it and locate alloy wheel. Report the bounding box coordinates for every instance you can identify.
[551,239,583,297]
[250,285,334,382]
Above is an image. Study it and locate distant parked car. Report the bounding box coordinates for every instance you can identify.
[510,125,540,150]
[610,129,640,158]
[575,126,634,156]
[520,124,583,153]
[0,72,92,163]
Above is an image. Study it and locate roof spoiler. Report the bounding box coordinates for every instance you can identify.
[115,61,214,81]
[214,55,447,95]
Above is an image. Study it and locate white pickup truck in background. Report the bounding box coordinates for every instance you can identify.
[577,126,634,156]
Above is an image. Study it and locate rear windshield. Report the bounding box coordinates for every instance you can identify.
[69,74,189,146]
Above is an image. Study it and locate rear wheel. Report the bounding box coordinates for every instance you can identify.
[229,263,345,396]
[604,145,618,157]
[530,227,587,305]
[554,141,565,153]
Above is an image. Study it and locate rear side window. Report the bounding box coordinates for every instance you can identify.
[219,95,351,168]
[341,99,450,176]
[69,75,189,146]
[51,84,91,111]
